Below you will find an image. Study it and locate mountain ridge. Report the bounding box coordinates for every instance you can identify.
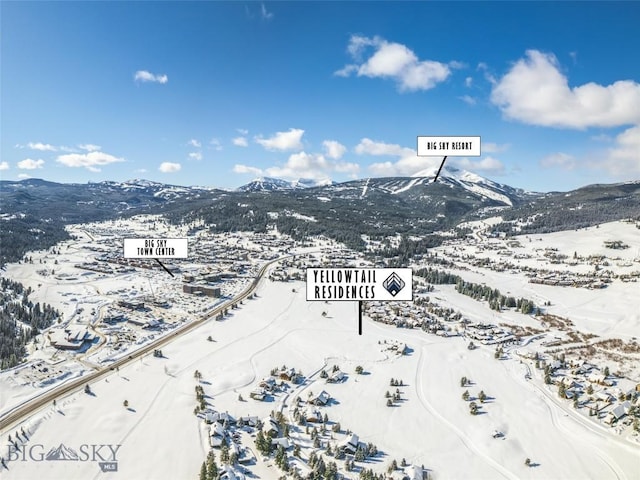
[1,174,638,268]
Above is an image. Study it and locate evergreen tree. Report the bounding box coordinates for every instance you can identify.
[206,452,217,480]
[220,444,230,464]
[558,383,566,399]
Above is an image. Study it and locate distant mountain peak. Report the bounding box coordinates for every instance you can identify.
[236,176,331,192]
[411,164,481,182]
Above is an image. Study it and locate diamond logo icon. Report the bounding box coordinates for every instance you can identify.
[383,272,405,297]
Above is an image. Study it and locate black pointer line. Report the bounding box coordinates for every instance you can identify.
[155,258,174,277]
[358,300,363,335]
[433,155,448,183]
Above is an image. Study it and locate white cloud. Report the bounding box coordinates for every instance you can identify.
[255,128,304,151]
[27,142,56,151]
[233,137,249,147]
[355,138,413,157]
[0,161,9,171]
[56,151,125,171]
[188,139,201,148]
[159,162,181,173]
[234,151,359,182]
[322,140,346,160]
[134,70,168,84]
[596,124,640,177]
[540,152,577,170]
[336,35,452,92]
[264,151,358,182]
[360,139,437,177]
[359,137,506,177]
[16,142,78,152]
[209,138,223,151]
[260,3,273,20]
[237,128,249,135]
[477,62,497,85]
[368,157,440,177]
[465,76,473,87]
[18,174,31,179]
[134,168,147,174]
[189,152,203,161]
[17,158,45,170]
[453,156,506,175]
[459,95,476,105]
[78,144,101,152]
[233,164,263,176]
[482,142,510,153]
[491,50,640,129]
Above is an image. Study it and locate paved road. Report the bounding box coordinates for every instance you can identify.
[0,256,284,435]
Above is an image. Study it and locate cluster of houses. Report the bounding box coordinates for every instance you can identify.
[434,233,633,291]
[366,302,430,330]
[250,367,305,401]
[528,273,609,289]
[463,323,516,345]
[202,411,254,466]
[538,356,639,427]
[379,340,409,356]
[365,298,518,348]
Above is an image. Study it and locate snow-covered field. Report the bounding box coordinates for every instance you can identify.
[433,221,640,340]
[3,273,638,479]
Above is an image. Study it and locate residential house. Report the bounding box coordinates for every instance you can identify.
[238,415,259,428]
[271,437,291,449]
[339,433,359,454]
[262,416,279,437]
[304,409,323,423]
[327,370,345,383]
[607,401,631,424]
[249,388,266,401]
[209,422,226,448]
[309,390,331,406]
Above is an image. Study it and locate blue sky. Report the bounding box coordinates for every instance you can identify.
[1,1,639,191]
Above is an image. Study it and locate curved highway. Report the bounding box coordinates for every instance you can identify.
[0,255,285,434]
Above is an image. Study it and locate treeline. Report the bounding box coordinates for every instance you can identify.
[498,196,640,236]
[414,267,536,314]
[0,278,60,369]
[455,279,536,314]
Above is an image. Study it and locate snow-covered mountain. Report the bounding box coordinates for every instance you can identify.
[358,165,532,207]
[97,179,218,200]
[236,177,332,192]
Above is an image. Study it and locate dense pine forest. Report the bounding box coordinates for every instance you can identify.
[0,278,60,369]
